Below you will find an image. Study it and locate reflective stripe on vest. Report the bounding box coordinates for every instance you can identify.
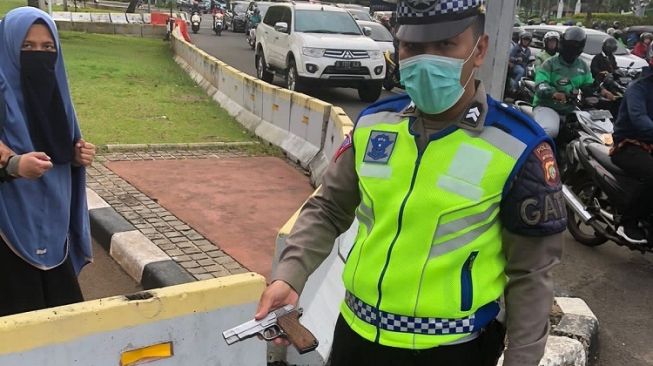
[343,115,523,349]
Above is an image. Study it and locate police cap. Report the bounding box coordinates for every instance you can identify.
[395,0,486,43]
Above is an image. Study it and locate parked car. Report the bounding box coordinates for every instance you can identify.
[357,20,394,54]
[255,2,385,102]
[225,1,249,32]
[520,25,649,72]
[347,8,373,22]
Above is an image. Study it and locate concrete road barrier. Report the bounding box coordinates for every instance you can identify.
[90,12,111,23]
[0,274,267,366]
[284,93,330,169]
[309,106,354,186]
[71,12,91,22]
[126,13,144,24]
[51,11,72,22]
[85,22,116,35]
[110,12,128,24]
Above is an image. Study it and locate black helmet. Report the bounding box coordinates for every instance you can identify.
[613,21,621,29]
[527,19,535,25]
[559,26,586,63]
[520,31,532,41]
[602,37,618,55]
[614,29,624,40]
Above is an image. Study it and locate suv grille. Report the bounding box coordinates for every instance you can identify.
[324,49,369,59]
[323,66,370,75]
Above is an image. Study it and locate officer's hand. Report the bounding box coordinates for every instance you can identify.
[255,280,299,346]
[17,152,53,179]
[601,88,616,101]
[552,92,567,103]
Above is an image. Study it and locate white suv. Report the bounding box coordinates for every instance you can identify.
[255,2,385,102]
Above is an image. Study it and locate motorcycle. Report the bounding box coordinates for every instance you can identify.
[246,21,259,49]
[383,50,402,91]
[504,55,536,103]
[191,12,201,34]
[563,134,653,254]
[213,13,224,36]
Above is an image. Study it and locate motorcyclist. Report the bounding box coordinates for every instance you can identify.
[632,32,653,60]
[247,7,261,34]
[613,29,627,48]
[533,27,614,138]
[591,37,618,83]
[591,37,622,117]
[610,68,653,244]
[191,0,200,14]
[535,31,559,68]
[508,31,532,92]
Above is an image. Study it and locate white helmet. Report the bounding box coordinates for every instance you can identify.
[544,31,560,42]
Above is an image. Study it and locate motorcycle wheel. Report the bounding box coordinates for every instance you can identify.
[566,181,609,247]
[383,77,394,91]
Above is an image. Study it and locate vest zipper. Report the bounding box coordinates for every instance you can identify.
[460,251,478,312]
[373,148,423,343]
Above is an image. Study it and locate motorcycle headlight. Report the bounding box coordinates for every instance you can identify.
[368,50,382,59]
[302,47,326,57]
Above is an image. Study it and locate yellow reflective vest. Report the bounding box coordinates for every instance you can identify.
[340,96,548,350]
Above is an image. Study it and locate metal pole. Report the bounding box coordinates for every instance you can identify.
[479,0,518,100]
[148,0,151,12]
[48,0,53,15]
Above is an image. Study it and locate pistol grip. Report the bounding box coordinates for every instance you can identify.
[277,311,319,354]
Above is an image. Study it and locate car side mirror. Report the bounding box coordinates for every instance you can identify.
[274,21,289,33]
[363,26,372,37]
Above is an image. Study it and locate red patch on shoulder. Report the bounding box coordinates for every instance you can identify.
[534,143,560,186]
[334,133,352,162]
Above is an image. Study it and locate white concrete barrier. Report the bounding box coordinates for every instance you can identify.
[282,93,330,169]
[110,12,129,24]
[309,106,354,186]
[0,274,267,366]
[126,13,144,24]
[90,12,111,23]
[71,12,92,22]
[51,11,72,22]
[143,13,152,24]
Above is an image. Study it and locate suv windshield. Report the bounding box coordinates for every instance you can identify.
[365,22,393,42]
[348,9,372,21]
[585,34,629,55]
[295,9,362,35]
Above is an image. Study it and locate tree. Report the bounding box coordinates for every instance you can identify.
[631,0,651,16]
[27,0,40,8]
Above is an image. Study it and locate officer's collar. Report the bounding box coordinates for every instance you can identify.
[400,80,488,132]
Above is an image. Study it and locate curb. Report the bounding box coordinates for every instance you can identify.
[102,141,258,152]
[86,188,196,289]
[497,297,598,366]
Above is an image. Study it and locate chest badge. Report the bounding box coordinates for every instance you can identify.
[364,131,397,164]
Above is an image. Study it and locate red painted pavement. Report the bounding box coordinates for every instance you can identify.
[106,157,314,279]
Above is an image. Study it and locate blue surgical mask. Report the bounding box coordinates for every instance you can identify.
[399,40,479,115]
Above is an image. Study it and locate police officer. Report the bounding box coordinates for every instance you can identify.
[256,1,565,365]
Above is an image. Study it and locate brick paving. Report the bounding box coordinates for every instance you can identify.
[88,150,254,280]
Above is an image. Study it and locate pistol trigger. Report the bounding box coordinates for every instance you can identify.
[261,325,281,341]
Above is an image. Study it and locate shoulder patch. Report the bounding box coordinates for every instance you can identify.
[334,132,352,162]
[533,142,560,186]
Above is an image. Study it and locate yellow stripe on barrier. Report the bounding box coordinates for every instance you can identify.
[0,273,265,355]
[120,342,173,366]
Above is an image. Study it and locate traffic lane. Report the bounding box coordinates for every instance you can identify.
[190,16,396,120]
[554,232,653,366]
[79,241,141,301]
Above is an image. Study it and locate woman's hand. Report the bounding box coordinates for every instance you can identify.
[17,152,53,179]
[74,139,96,167]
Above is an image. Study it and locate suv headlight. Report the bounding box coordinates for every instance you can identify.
[368,50,382,59]
[302,47,326,57]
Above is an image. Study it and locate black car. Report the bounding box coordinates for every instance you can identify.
[226,1,249,32]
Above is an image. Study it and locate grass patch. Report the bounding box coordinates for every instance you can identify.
[59,31,259,147]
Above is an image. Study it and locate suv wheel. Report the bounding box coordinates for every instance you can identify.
[358,82,382,102]
[256,52,274,84]
[286,59,303,92]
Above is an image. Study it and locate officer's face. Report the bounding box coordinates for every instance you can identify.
[398,26,489,90]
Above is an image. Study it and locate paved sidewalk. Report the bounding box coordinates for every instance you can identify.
[87,149,312,281]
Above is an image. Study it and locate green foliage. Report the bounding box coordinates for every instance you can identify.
[0,0,26,17]
[59,32,256,147]
[567,13,653,27]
